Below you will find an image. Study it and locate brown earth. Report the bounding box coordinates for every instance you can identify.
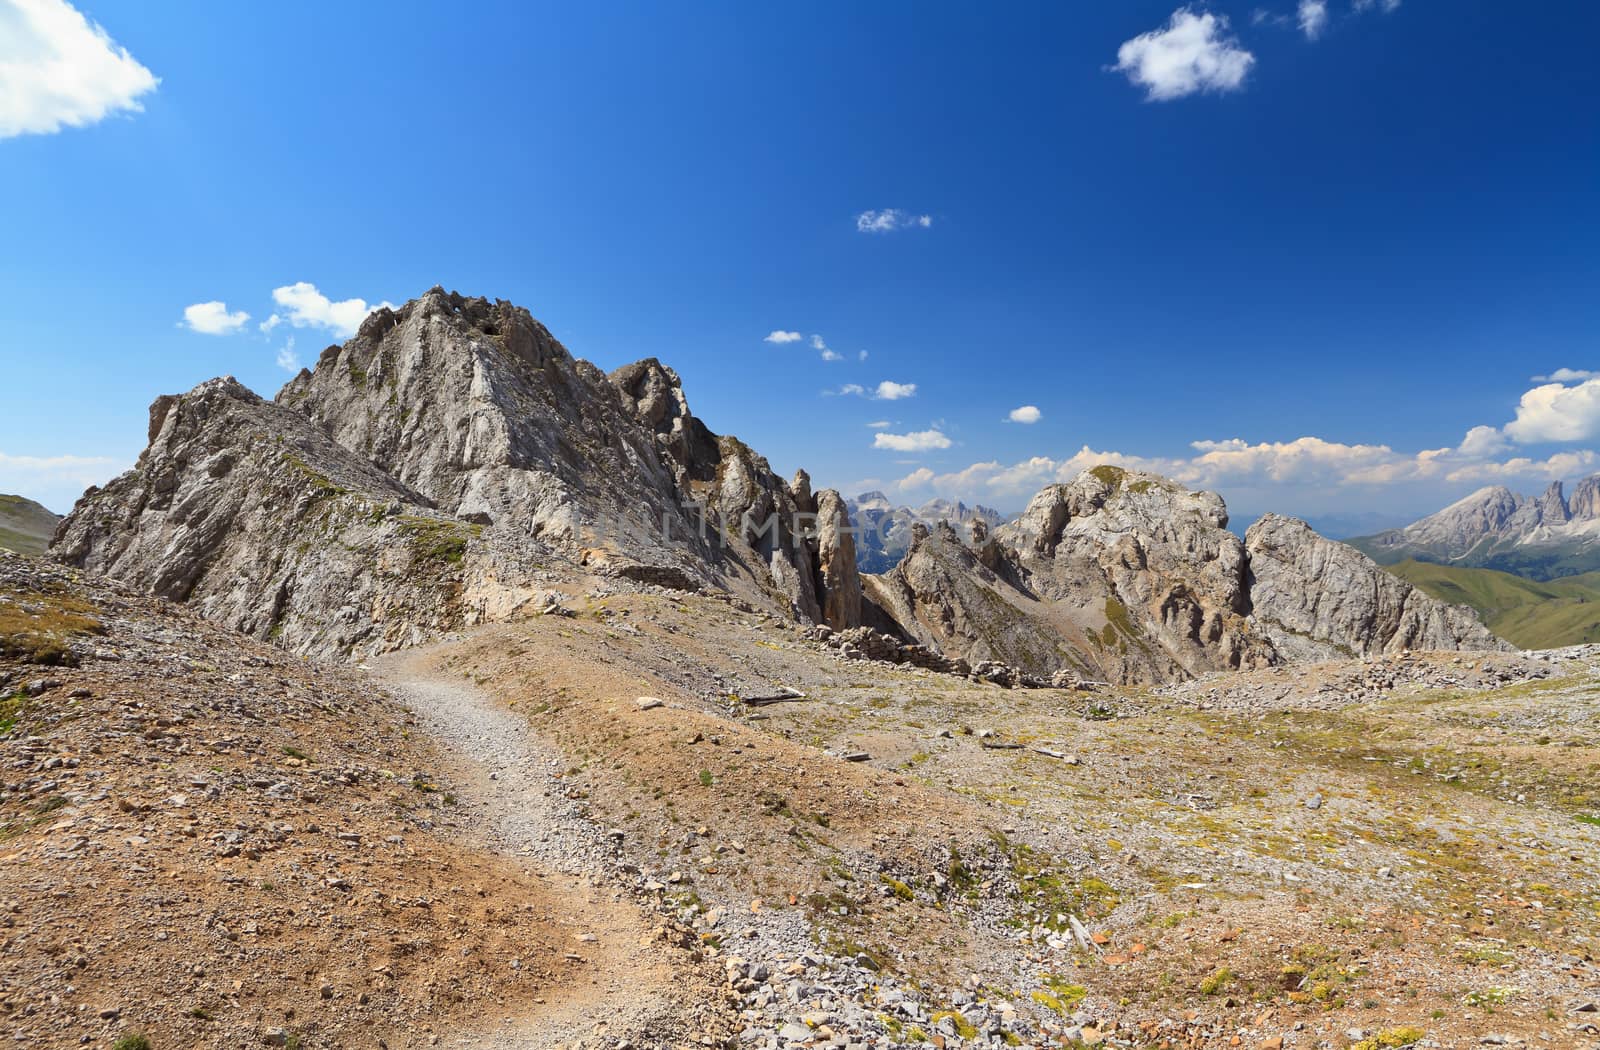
[4,555,1598,1049]
[419,582,1600,1048]
[0,554,728,1049]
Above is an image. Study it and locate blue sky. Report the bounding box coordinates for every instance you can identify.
[2,1,1597,534]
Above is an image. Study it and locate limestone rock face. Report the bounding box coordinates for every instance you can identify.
[865,521,1080,673]
[51,377,482,657]
[861,467,1508,685]
[56,289,863,654]
[1568,477,1600,522]
[811,489,861,630]
[996,468,1274,683]
[1244,514,1512,658]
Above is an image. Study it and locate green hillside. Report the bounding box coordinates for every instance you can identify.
[0,495,61,556]
[1384,558,1600,649]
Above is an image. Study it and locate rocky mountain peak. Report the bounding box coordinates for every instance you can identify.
[863,468,1507,685]
[1348,472,1600,577]
[49,288,1507,677]
[57,289,872,654]
[1007,467,1227,557]
[1568,475,1600,521]
[1534,480,1570,524]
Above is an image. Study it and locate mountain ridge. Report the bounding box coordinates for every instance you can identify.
[1350,477,1600,579]
[52,289,1509,682]
[845,492,1005,573]
[0,494,59,555]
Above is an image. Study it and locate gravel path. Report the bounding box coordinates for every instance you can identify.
[370,645,722,1050]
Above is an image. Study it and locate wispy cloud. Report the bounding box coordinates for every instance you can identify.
[181,301,250,336]
[764,330,802,344]
[810,334,843,362]
[866,420,892,429]
[873,429,951,453]
[831,381,918,400]
[0,0,159,139]
[0,450,126,513]
[261,282,394,340]
[1297,0,1328,39]
[856,209,933,234]
[275,336,301,374]
[1111,7,1255,101]
[1007,405,1041,424]
[1531,368,1599,383]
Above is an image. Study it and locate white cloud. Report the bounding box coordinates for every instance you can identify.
[1008,405,1042,424]
[866,420,892,429]
[1532,368,1599,383]
[882,372,1600,516]
[802,334,844,361]
[259,314,282,335]
[0,0,158,139]
[873,429,952,453]
[181,301,250,336]
[1297,0,1328,39]
[0,450,125,513]
[896,467,936,490]
[1441,449,1600,485]
[1503,377,1600,445]
[894,423,1600,509]
[856,209,934,234]
[275,336,300,374]
[269,282,394,340]
[1112,7,1255,101]
[764,330,802,344]
[831,381,918,400]
[1456,424,1509,459]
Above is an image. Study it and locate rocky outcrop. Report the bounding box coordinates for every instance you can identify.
[994,468,1275,683]
[1534,481,1571,526]
[56,289,863,655]
[861,467,1509,685]
[811,489,861,630]
[865,521,1087,676]
[51,377,485,656]
[1244,514,1512,659]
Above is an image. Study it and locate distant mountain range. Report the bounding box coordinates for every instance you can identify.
[844,493,1005,573]
[1348,477,1600,580]
[0,494,59,555]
